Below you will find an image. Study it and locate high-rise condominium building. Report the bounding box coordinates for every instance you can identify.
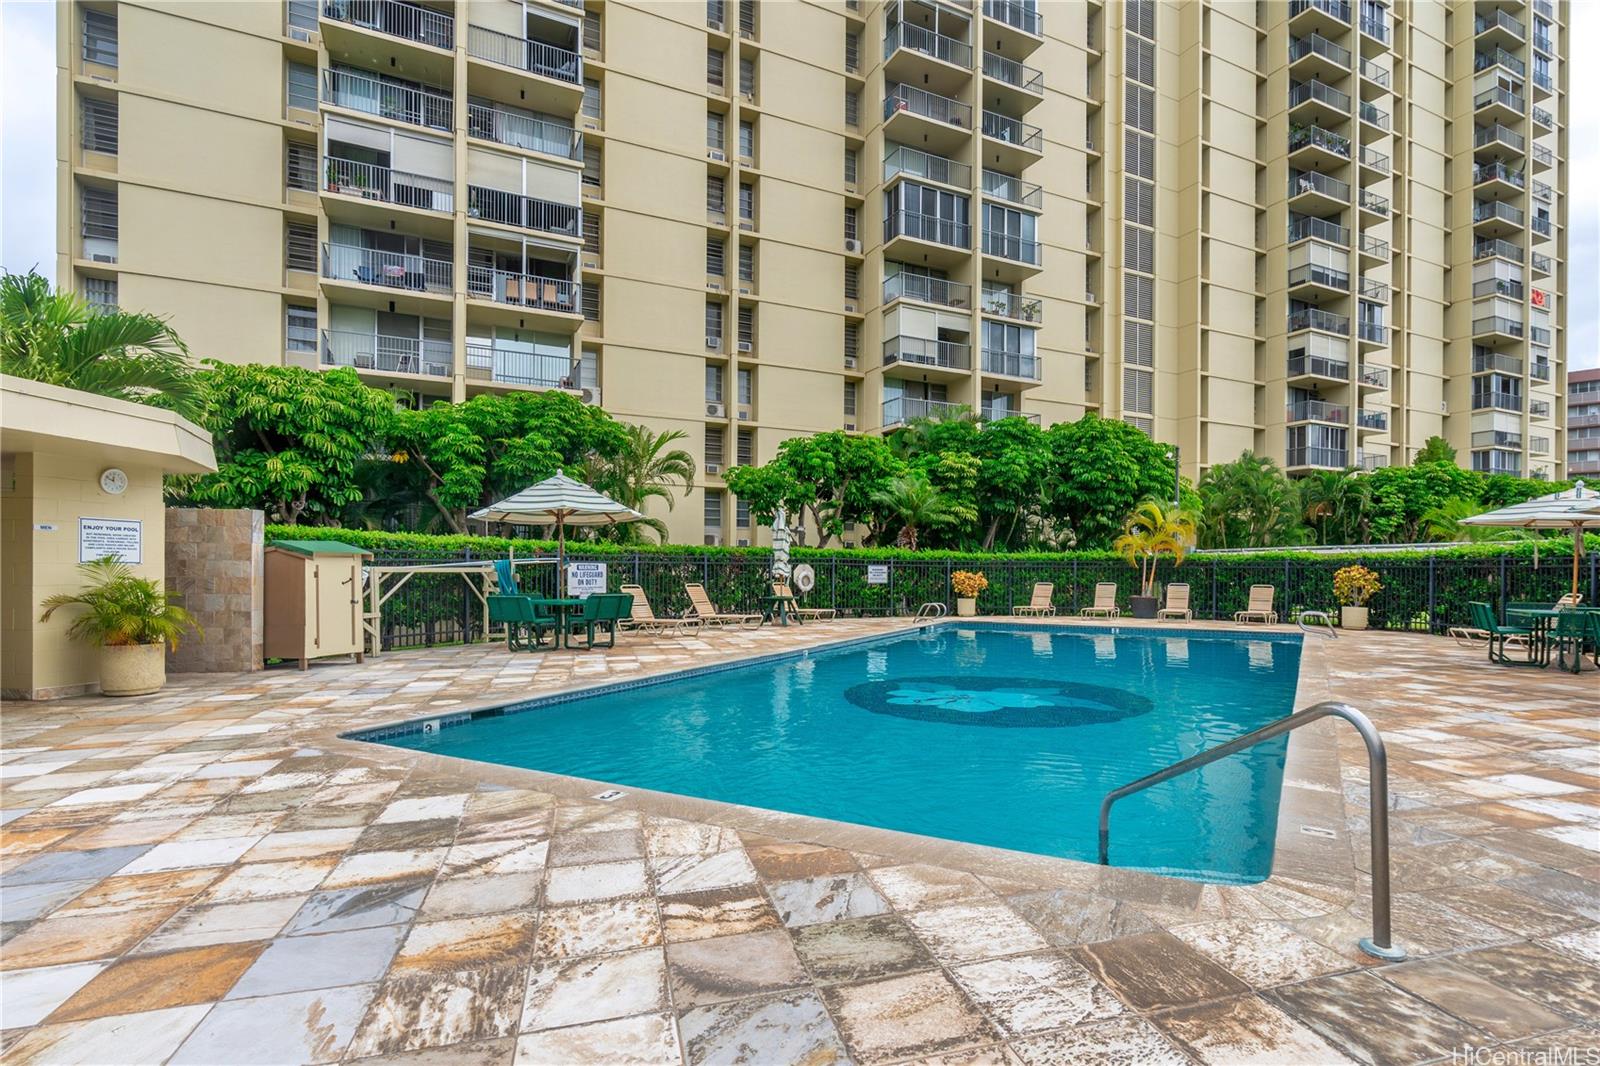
[1567,367,1599,478]
[58,0,1568,544]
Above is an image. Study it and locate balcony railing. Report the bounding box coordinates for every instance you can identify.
[1359,58,1390,89]
[1359,102,1390,130]
[1474,86,1526,115]
[323,68,452,131]
[1288,125,1351,158]
[324,156,454,213]
[1531,361,1552,382]
[1288,307,1350,334]
[982,230,1042,265]
[1358,453,1390,470]
[885,83,971,127]
[1359,146,1390,174]
[1472,277,1523,300]
[322,329,451,376]
[1475,9,1525,40]
[1532,144,1553,167]
[884,145,971,189]
[1288,353,1350,380]
[1530,326,1551,345]
[980,288,1042,322]
[1357,409,1387,431]
[1472,450,1522,475]
[1358,276,1388,301]
[981,111,1043,152]
[1287,398,1349,423]
[1533,69,1553,93]
[1360,190,1390,215]
[1357,321,1388,345]
[1288,215,1349,245]
[983,52,1043,95]
[982,170,1043,209]
[464,343,577,389]
[885,209,971,249]
[468,102,581,160]
[884,273,971,309]
[1473,315,1525,338]
[981,407,1040,424]
[1473,389,1523,412]
[1531,399,1553,419]
[1287,264,1349,291]
[1289,170,1350,201]
[467,185,581,237]
[1474,124,1525,152]
[1359,14,1389,42]
[1288,0,1351,23]
[1289,80,1350,112]
[466,24,581,84]
[1474,237,1523,261]
[1473,160,1525,188]
[1289,32,1351,67]
[1287,446,1349,469]
[322,0,454,50]
[465,267,580,313]
[1532,252,1552,274]
[1475,47,1525,77]
[1359,363,1389,388]
[883,340,966,372]
[1474,200,1524,226]
[883,396,966,424]
[884,22,973,68]
[982,349,1040,379]
[983,0,1042,36]
[1532,179,1552,202]
[1359,234,1389,259]
[322,243,452,292]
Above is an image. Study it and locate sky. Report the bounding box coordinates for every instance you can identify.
[0,0,1594,370]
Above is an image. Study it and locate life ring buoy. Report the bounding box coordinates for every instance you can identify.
[792,564,816,592]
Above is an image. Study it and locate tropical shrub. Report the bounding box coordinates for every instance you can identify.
[1332,564,1382,607]
[950,570,989,598]
[1114,501,1196,597]
[39,558,200,649]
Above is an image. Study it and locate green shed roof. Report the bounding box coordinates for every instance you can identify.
[268,540,372,557]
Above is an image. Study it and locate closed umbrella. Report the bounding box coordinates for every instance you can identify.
[1460,481,1600,599]
[470,470,644,592]
[771,506,791,578]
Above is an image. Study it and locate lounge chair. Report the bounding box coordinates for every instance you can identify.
[617,584,700,634]
[1156,583,1192,621]
[1234,585,1278,625]
[1012,582,1057,617]
[772,579,837,621]
[1468,601,1540,667]
[1079,583,1120,618]
[685,583,764,629]
[1556,593,1584,608]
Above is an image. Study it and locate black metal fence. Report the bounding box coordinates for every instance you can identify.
[367,547,1599,650]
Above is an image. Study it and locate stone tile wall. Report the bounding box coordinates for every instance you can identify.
[165,508,263,673]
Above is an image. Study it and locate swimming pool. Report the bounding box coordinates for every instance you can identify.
[359,623,1304,883]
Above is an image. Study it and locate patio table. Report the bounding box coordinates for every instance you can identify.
[763,594,799,627]
[536,598,588,649]
[1506,607,1598,671]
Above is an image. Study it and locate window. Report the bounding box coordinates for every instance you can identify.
[707,47,725,87]
[285,221,317,272]
[1124,274,1154,320]
[706,365,724,402]
[81,185,117,240]
[844,380,857,417]
[1124,321,1153,366]
[81,96,117,154]
[582,283,600,321]
[1125,177,1154,226]
[1124,225,1153,273]
[583,210,601,255]
[1124,84,1155,134]
[737,306,754,344]
[707,235,725,275]
[286,141,317,191]
[844,147,858,186]
[706,300,724,341]
[583,10,602,53]
[845,90,860,127]
[707,112,725,151]
[704,491,724,532]
[737,429,753,467]
[844,264,859,301]
[82,8,117,66]
[286,0,316,39]
[1125,37,1155,87]
[582,143,602,188]
[1122,366,1153,415]
[286,305,317,352]
[885,183,969,245]
[706,426,725,464]
[844,321,859,359]
[707,176,726,214]
[582,78,602,121]
[739,58,755,98]
[738,120,755,160]
[738,244,754,283]
[707,0,726,28]
[737,367,753,405]
[286,61,317,112]
[739,182,755,221]
[1126,0,1155,40]
[83,276,117,311]
[736,499,751,528]
[1125,131,1155,180]
[844,204,859,240]
[845,30,861,71]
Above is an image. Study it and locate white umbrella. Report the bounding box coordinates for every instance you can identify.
[1461,481,1600,598]
[771,506,791,578]
[470,470,644,590]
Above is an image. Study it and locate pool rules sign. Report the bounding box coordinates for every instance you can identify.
[566,562,606,599]
[79,517,143,564]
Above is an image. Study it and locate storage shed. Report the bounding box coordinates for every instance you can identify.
[264,540,370,669]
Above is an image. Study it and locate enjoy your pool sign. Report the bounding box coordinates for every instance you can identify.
[566,562,606,598]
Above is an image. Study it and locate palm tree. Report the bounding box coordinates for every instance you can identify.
[1297,468,1371,545]
[1422,497,1536,543]
[0,270,201,420]
[579,424,695,543]
[1113,500,1196,597]
[1196,453,1307,549]
[870,473,958,550]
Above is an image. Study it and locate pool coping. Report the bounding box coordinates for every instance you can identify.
[313,617,1360,911]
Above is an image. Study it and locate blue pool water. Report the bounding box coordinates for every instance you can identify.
[364,624,1304,883]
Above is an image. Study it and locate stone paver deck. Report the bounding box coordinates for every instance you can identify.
[1,619,1596,1065]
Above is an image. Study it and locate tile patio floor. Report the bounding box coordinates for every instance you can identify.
[0,620,1596,1065]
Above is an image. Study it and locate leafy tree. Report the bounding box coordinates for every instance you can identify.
[1044,416,1178,550]
[1363,462,1485,543]
[1297,468,1371,545]
[1414,435,1458,466]
[1479,473,1571,509]
[580,425,695,543]
[868,473,959,550]
[0,269,201,420]
[970,417,1052,550]
[1421,497,1534,543]
[1196,453,1306,549]
[916,451,981,544]
[179,364,395,524]
[1113,500,1196,597]
[726,431,903,546]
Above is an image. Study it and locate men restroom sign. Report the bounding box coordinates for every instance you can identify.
[79,517,142,564]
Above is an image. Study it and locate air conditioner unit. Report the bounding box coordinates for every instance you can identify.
[739,222,755,231]
[91,254,116,263]
[583,258,599,269]
[737,409,751,421]
[708,149,727,162]
[739,286,751,294]
[706,401,726,417]
[738,341,753,353]
[844,355,857,369]
[708,280,723,290]
[708,19,724,30]
[704,534,722,546]
[583,121,599,130]
[736,538,750,547]
[844,422,856,431]
[705,463,721,474]
[706,335,722,349]
[844,239,862,253]
[1085,291,1097,303]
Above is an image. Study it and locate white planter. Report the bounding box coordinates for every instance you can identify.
[1340,605,1369,631]
[98,643,167,697]
[956,597,977,617]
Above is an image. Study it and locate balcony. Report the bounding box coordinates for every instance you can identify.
[322,68,451,131]
[1359,57,1390,90]
[1287,446,1349,470]
[1474,47,1526,78]
[884,145,971,190]
[1288,80,1351,125]
[884,84,972,155]
[1288,307,1350,334]
[1472,86,1525,126]
[1288,33,1351,79]
[1472,277,1523,301]
[324,156,454,213]
[1357,452,1390,470]
[1287,263,1350,296]
[1474,9,1525,48]
[1532,105,1554,131]
[981,230,1042,276]
[884,23,973,94]
[1359,146,1390,177]
[467,102,581,160]
[465,342,578,390]
[1288,215,1349,246]
[1358,101,1390,133]
[1531,399,1552,420]
[467,24,581,86]
[982,52,1044,103]
[1287,353,1350,383]
[982,0,1042,39]
[1474,237,1523,262]
[1533,69,1554,97]
[885,273,971,309]
[1357,320,1388,347]
[322,242,452,294]
[1359,12,1389,43]
[1474,124,1525,155]
[1530,325,1551,345]
[1473,160,1525,193]
[1474,199,1525,237]
[1289,169,1350,212]
[1531,361,1552,382]
[1472,449,1523,476]
[1532,179,1552,203]
[981,349,1041,380]
[982,170,1043,210]
[1358,234,1389,265]
[1358,276,1388,302]
[465,266,580,316]
[322,329,451,378]
[1359,363,1389,389]
[1359,189,1390,217]
[467,185,581,238]
[1531,144,1553,171]
[981,111,1043,170]
[1472,429,1523,451]
[981,406,1039,424]
[1472,315,1525,340]
[1356,409,1387,432]
[1287,398,1349,424]
[883,396,967,426]
[1287,125,1352,166]
[1532,252,1552,276]
[980,288,1042,322]
[1288,0,1352,32]
[322,0,454,50]
[884,209,971,266]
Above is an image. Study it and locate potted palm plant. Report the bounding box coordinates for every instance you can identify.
[1114,501,1195,619]
[950,570,988,617]
[39,558,200,697]
[1333,564,1381,630]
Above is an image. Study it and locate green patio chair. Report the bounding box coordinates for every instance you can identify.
[1548,608,1593,674]
[1468,601,1538,667]
[585,593,631,648]
[488,594,556,651]
[562,595,606,649]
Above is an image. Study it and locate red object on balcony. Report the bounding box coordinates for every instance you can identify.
[1531,288,1548,307]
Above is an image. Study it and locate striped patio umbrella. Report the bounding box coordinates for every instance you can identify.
[1460,481,1600,598]
[470,470,644,585]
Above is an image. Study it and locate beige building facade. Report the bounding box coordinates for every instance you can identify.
[57,0,1569,544]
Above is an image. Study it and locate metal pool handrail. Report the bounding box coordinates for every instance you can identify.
[1296,610,1339,638]
[1097,700,1406,961]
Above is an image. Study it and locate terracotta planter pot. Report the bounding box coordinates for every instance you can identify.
[98,643,167,697]
[955,597,977,617]
[1340,606,1369,631]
